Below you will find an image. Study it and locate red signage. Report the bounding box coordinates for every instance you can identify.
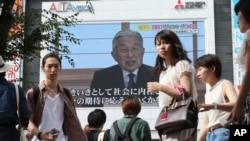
[175,0,185,9]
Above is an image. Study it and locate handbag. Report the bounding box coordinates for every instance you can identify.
[14,83,28,141]
[155,87,198,134]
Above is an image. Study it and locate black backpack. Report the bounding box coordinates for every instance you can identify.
[113,117,139,141]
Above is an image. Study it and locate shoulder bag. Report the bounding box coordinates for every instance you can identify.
[14,83,28,141]
[155,87,198,134]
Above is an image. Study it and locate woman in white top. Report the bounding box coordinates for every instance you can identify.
[147,29,198,141]
[195,54,237,141]
[229,0,250,125]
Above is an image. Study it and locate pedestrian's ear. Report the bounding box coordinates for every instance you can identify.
[211,66,216,73]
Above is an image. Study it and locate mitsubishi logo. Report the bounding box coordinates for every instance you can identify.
[174,0,206,9]
[175,0,184,9]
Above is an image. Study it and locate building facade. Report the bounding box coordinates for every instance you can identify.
[24,0,234,139]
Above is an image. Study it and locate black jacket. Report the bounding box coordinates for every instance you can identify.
[90,64,159,90]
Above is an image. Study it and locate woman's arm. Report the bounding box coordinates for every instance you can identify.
[197,114,209,141]
[179,71,194,98]
[28,116,39,134]
[217,80,238,112]
[229,41,250,122]
[147,82,183,99]
[147,71,193,100]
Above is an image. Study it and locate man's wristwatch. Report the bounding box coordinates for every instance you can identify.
[212,103,218,109]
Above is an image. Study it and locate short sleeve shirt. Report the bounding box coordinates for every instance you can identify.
[158,60,198,108]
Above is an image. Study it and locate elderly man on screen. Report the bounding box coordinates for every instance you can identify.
[90,29,159,106]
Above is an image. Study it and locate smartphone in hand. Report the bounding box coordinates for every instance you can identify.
[51,128,60,137]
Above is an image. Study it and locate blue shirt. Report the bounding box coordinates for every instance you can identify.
[0,78,30,127]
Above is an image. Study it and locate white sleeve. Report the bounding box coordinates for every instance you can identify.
[175,60,193,79]
[236,29,250,68]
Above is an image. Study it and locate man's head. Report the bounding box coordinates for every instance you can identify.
[0,56,12,78]
[87,109,106,129]
[111,30,145,72]
[41,53,62,81]
[122,95,141,116]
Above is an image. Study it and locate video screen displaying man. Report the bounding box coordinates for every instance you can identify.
[88,30,159,107]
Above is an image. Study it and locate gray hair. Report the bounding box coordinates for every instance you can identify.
[112,30,143,51]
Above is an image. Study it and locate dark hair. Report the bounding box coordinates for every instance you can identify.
[194,54,222,78]
[152,30,191,74]
[122,96,141,116]
[42,53,62,68]
[87,109,106,128]
[234,0,250,23]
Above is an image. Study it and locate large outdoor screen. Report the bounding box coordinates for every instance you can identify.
[58,20,205,107]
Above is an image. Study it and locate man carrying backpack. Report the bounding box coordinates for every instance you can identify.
[0,55,30,141]
[109,96,152,141]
